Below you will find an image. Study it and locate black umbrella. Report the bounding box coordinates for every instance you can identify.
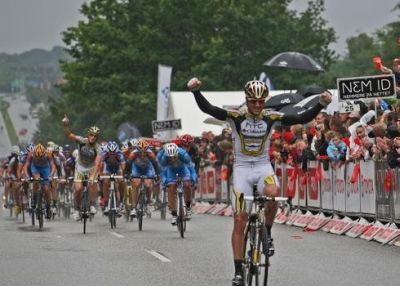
[279,94,320,115]
[264,52,324,72]
[264,93,304,110]
[296,84,326,98]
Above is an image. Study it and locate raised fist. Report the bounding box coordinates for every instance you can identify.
[187,77,202,92]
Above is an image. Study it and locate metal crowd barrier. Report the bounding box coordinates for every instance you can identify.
[195,160,400,224]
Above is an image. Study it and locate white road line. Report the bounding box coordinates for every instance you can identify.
[146,250,171,262]
[109,231,124,238]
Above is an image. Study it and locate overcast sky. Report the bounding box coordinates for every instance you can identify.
[0,0,399,55]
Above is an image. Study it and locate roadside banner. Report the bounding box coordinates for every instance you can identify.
[345,162,361,213]
[360,160,376,215]
[156,64,173,140]
[333,164,346,212]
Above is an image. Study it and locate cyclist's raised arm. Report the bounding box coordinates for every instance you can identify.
[187,77,228,121]
[280,91,332,125]
[61,114,79,142]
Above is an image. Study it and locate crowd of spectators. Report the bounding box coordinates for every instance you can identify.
[268,99,400,171]
[185,97,400,177]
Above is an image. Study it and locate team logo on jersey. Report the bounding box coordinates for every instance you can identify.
[240,119,268,155]
[241,120,267,137]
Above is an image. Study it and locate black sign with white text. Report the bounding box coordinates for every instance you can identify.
[337,74,396,101]
[152,119,182,133]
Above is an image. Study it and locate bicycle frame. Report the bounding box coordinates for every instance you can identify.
[242,187,288,286]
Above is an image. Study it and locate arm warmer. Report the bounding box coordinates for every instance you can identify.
[281,103,324,126]
[192,90,228,121]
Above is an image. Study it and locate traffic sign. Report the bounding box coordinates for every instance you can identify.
[152,119,182,133]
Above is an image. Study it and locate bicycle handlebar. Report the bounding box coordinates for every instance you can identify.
[99,175,124,180]
[243,196,288,202]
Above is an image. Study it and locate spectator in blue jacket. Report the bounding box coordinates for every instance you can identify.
[327,131,347,164]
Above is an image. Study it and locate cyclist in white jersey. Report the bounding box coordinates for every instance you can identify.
[187,77,332,286]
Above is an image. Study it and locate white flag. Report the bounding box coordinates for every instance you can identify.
[157,64,173,121]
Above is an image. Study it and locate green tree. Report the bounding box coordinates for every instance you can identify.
[37,0,336,142]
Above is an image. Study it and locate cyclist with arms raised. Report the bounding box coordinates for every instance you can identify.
[62,115,102,221]
[187,77,332,286]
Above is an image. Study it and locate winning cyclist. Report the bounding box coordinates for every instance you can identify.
[62,115,102,221]
[187,77,332,285]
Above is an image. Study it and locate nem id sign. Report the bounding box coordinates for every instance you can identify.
[152,119,182,133]
[337,74,396,101]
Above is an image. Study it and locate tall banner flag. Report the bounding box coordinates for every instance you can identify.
[157,64,173,121]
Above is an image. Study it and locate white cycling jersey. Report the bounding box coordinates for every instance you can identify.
[226,107,282,165]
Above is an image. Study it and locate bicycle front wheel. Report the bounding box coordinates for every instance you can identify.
[37,189,44,229]
[160,189,167,220]
[177,192,185,238]
[137,190,144,231]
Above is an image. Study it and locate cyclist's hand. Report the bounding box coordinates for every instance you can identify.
[187,77,202,92]
[61,114,69,126]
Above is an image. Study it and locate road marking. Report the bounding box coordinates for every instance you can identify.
[109,231,124,238]
[146,250,171,262]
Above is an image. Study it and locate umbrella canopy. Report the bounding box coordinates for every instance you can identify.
[264,52,324,72]
[279,94,319,116]
[296,85,326,98]
[264,93,304,110]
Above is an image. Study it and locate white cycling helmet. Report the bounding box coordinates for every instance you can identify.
[130,138,139,148]
[164,143,179,157]
[107,141,119,152]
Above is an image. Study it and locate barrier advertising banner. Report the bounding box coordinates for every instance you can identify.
[220,165,229,201]
[333,164,346,212]
[360,160,376,215]
[345,162,361,213]
[307,161,320,208]
[298,167,307,207]
[206,167,216,200]
[375,161,392,220]
[393,168,400,222]
[285,165,299,206]
[275,164,284,197]
[321,165,333,210]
